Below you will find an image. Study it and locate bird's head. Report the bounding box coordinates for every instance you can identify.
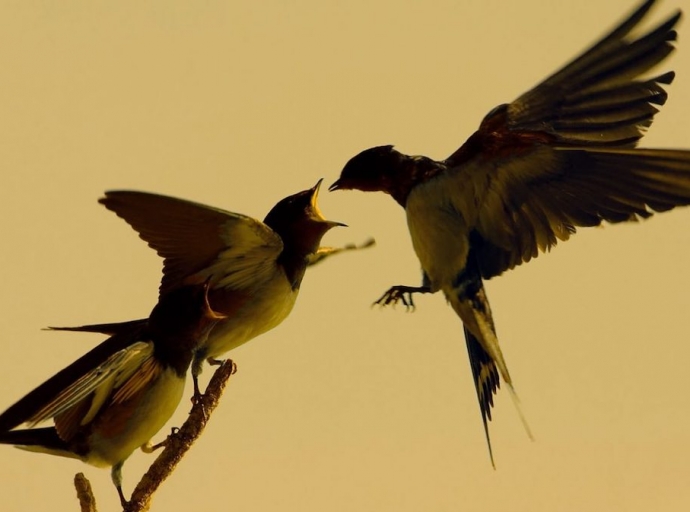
[329,145,405,196]
[264,179,346,257]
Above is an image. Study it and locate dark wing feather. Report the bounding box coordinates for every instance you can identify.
[446,0,680,170]
[0,326,147,432]
[506,0,679,146]
[439,1,688,278]
[100,191,283,296]
[463,147,690,278]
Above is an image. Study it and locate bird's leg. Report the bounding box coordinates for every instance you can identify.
[208,357,237,375]
[374,284,432,311]
[375,271,433,310]
[140,427,180,453]
[191,353,206,401]
[192,357,237,407]
[111,461,128,508]
[307,237,376,266]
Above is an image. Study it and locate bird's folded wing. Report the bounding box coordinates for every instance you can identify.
[50,342,156,441]
[0,328,149,432]
[100,191,284,295]
[30,341,153,427]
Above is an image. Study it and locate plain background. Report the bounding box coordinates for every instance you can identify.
[1,0,689,510]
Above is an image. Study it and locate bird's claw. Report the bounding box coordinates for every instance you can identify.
[141,427,179,453]
[374,286,417,311]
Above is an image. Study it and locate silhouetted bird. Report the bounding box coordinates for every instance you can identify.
[52,180,370,396]
[0,282,225,506]
[330,0,690,465]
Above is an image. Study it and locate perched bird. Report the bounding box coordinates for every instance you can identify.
[51,180,364,396]
[0,281,225,506]
[330,0,690,465]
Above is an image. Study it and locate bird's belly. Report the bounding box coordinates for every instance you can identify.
[406,188,471,290]
[86,369,185,468]
[201,280,299,359]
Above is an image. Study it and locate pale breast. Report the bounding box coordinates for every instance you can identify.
[405,178,472,291]
[86,368,185,467]
[201,273,299,359]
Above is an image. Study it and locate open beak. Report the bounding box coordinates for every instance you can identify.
[311,178,347,228]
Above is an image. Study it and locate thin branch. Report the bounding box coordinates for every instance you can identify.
[307,237,376,266]
[72,360,236,512]
[74,473,98,512]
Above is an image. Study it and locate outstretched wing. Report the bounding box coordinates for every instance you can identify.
[100,191,284,295]
[439,1,689,278]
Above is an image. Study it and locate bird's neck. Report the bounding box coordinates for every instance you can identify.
[277,249,309,290]
[153,340,196,377]
[388,155,445,207]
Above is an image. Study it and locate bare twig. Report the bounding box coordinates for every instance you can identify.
[74,473,98,512]
[307,237,376,266]
[72,360,236,512]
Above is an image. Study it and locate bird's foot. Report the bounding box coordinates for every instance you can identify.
[373,285,430,311]
[141,427,180,453]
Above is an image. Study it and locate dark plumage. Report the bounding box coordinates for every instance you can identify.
[0,282,224,506]
[331,0,689,465]
[51,181,371,396]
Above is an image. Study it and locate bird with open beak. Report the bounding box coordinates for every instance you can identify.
[330,0,690,465]
[52,180,362,396]
[0,281,225,506]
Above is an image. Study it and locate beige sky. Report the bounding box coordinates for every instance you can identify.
[1,0,689,511]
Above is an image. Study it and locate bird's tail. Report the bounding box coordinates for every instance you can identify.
[0,427,78,459]
[447,276,533,446]
[46,319,147,336]
[463,325,499,468]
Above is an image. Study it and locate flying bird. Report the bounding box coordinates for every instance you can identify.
[0,281,225,506]
[330,0,690,465]
[52,180,369,396]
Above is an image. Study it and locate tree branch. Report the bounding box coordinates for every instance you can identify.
[73,360,236,512]
[74,473,98,512]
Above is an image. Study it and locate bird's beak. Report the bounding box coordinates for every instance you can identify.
[328,179,342,192]
[201,279,228,321]
[311,178,347,228]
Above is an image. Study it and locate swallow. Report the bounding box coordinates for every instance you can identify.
[0,282,225,506]
[330,0,690,465]
[51,180,360,396]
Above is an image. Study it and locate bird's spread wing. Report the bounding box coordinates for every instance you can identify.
[505,0,678,145]
[445,0,679,156]
[439,1,689,278]
[0,326,149,433]
[100,191,284,295]
[462,147,690,277]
